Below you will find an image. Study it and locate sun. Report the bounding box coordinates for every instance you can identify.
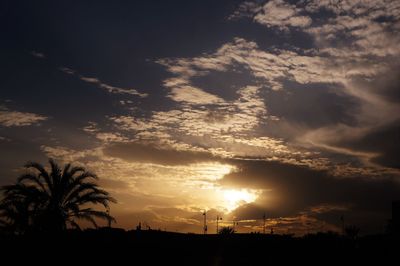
[221,189,259,212]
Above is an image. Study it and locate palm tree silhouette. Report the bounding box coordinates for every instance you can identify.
[0,158,116,233]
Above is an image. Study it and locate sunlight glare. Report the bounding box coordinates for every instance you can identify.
[221,189,259,212]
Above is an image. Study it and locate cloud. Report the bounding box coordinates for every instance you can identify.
[110,84,268,140]
[5,0,399,235]
[95,132,129,143]
[106,83,294,167]
[82,121,100,133]
[58,67,75,75]
[222,159,400,233]
[265,82,360,129]
[39,142,243,230]
[103,142,217,166]
[229,0,313,31]
[160,37,346,92]
[167,83,225,104]
[59,66,148,97]
[253,0,312,29]
[0,107,48,127]
[30,51,45,58]
[80,76,148,97]
[97,25,399,179]
[228,1,262,20]
[339,120,400,169]
[228,0,400,172]
[100,34,398,177]
[41,145,103,162]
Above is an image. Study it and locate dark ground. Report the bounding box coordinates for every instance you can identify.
[1,228,399,265]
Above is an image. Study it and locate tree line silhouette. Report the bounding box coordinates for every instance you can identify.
[0,158,399,265]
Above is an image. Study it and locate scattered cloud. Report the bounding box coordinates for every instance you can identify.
[82,121,100,133]
[226,0,400,172]
[0,107,48,127]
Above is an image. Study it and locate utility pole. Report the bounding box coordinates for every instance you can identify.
[216,215,222,234]
[341,215,345,236]
[263,213,266,234]
[203,210,207,235]
[232,220,239,232]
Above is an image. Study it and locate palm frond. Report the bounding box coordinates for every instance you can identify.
[74,213,98,228]
[67,193,114,209]
[68,166,86,178]
[17,173,47,193]
[60,163,72,187]
[63,181,101,205]
[49,158,62,188]
[24,161,53,195]
[70,209,116,228]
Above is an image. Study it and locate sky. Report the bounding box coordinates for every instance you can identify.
[1,0,399,235]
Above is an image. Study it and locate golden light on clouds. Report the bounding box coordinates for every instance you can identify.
[196,163,235,181]
[220,189,260,212]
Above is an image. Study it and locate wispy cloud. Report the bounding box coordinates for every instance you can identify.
[79,76,148,97]
[58,67,75,75]
[59,66,148,97]
[30,51,46,58]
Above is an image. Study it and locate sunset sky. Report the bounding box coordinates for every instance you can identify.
[1,0,399,235]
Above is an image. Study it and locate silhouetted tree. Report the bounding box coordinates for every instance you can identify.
[218,226,235,235]
[0,159,116,234]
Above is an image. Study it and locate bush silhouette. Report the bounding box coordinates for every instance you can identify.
[0,158,116,234]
